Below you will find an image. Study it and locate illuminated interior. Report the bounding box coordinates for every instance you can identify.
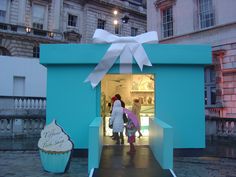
[101,74,155,137]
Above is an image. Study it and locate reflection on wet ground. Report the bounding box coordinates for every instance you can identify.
[1,137,236,177]
[0,137,39,150]
[0,136,236,159]
[174,137,236,159]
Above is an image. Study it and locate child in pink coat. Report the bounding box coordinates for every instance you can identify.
[126,118,137,154]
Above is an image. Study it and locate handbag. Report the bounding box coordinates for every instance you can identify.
[123,113,128,123]
[108,118,113,129]
[109,124,113,129]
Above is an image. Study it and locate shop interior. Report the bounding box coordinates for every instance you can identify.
[101,74,155,141]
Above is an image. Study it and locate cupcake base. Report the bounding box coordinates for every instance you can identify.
[39,149,71,173]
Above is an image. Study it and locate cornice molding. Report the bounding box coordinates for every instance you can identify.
[0,32,66,44]
[154,0,176,9]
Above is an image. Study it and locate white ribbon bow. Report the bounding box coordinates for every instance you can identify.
[85,29,158,88]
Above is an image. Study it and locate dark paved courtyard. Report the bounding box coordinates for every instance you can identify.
[0,138,236,177]
[0,151,88,177]
[174,156,236,177]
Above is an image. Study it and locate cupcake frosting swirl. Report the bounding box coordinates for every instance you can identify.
[38,120,73,152]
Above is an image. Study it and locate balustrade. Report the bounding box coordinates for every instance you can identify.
[0,96,46,138]
[0,115,45,138]
[0,22,63,40]
[14,97,46,110]
[206,116,236,137]
[0,96,46,110]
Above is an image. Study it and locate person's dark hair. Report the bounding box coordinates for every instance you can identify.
[115,94,121,100]
[134,98,139,103]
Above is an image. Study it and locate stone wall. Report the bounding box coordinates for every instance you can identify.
[83,2,146,43]
[0,0,146,57]
[0,38,33,57]
[9,0,18,24]
[147,0,236,118]
[222,47,236,117]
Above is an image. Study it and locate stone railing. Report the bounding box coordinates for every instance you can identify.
[0,96,46,138]
[0,96,46,110]
[0,115,45,138]
[206,116,236,137]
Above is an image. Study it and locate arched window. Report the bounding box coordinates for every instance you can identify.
[33,46,40,58]
[0,47,11,56]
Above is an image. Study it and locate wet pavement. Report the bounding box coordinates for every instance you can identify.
[0,137,39,150]
[0,137,236,177]
[174,137,236,159]
[174,157,236,177]
[1,150,236,177]
[0,151,88,177]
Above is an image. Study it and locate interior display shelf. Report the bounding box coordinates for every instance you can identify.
[130,90,154,93]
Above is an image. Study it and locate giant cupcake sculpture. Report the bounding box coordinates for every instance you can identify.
[38,120,73,173]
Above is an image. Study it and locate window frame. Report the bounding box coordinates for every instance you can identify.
[33,45,40,58]
[115,24,120,35]
[0,10,6,22]
[161,6,174,38]
[32,3,48,30]
[198,0,215,29]
[131,27,138,36]
[204,66,216,106]
[97,19,106,29]
[68,14,78,27]
[0,0,10,23]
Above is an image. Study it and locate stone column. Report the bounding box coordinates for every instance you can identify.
[52,0,62,31]
[18,0,26,25]
[147,0,158,32]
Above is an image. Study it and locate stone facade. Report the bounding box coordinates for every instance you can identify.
[147,0,236,118]
[0,0,146,138]
[0,0,146,57]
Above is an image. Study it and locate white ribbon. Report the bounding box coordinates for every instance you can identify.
[85,29,158,88]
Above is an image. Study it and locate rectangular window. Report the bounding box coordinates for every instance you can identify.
[115,24,120,34]
[68,14,77,27]
[199,0,214,28]
[33,46,40,58]
[210,67,216,82]
[97,19,105,29]
[132,0,142,4]
[131,27,138,36]
[210,87,216,105]
[33,23,43,30]
[205,66,216,106]
[204,89,207,105]
[32,4,45,29]
[162,7,173,38]
[0,0,7,22]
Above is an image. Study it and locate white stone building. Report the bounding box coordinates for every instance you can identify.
[0,0,147,97]
[0,0,146,137]
[0,0,146,58]
[147,0,236,118]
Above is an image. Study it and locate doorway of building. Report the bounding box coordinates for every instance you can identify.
[13,76,25,96]
[101,74,155,145]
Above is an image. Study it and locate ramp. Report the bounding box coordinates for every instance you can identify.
[92,146,174,177]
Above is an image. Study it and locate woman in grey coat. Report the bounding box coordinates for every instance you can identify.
[109,100,124,144]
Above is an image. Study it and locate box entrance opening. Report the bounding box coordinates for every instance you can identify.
[101,74,155,138]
